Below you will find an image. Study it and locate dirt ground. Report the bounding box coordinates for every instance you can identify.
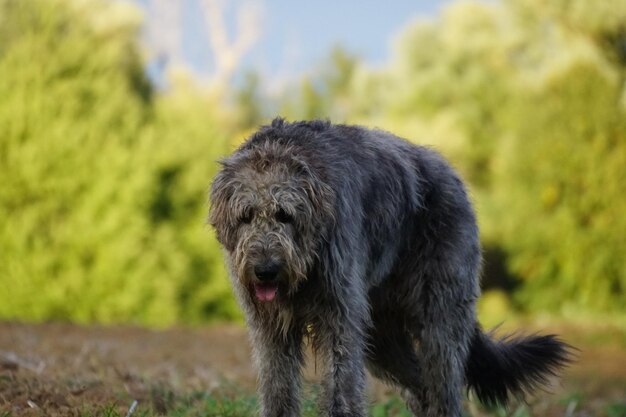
[0,321,625,416]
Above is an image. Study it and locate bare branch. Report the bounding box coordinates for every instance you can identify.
[200,0,262,87]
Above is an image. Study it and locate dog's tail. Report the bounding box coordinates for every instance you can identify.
[465,326,574,407]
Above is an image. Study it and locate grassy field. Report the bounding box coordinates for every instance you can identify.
[0,321,625,417]
[6,387,624,417]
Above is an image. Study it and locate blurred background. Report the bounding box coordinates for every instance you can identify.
[0,0,625,414]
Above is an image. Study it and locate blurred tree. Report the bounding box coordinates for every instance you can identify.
[278,45,361,122]
[381,2,516,187]
[234,71,264,130]
[513,0,626,67]
[0,0,153,322]
[0,0,238,325]
[491,0,626,314]
[141,77,238,323]
[496,59,626,314]
[143,0,262,91]
[321,46,360,120]
[300,78,327,120]
[1,0,624,324]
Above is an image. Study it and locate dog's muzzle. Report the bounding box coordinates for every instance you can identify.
[253,262,281,302]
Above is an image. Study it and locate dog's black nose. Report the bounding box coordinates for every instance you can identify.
[254,262,281,282]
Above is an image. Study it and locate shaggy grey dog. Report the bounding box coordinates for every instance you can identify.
[209,119,571,417]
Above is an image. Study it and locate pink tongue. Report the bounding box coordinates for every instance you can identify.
[254,283,278,301]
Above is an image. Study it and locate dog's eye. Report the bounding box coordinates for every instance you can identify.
[240,208,254,224]
[275,208,293,223]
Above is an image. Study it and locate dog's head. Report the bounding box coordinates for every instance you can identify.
[209,141,334,303]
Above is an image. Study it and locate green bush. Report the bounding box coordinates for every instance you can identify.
[495,59,626,314]
[0,0,238,325]
[1,0,624,324]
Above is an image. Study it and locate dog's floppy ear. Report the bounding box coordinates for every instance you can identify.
[208,164,238,251]
[293,159,336,227]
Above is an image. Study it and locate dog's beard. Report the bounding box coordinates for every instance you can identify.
[234,240,309,304]
[237,260,284,303]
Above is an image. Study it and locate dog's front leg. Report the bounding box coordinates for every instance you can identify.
[250,323,304,417]
[318,303,369,417]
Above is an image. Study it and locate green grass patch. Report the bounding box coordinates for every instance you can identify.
[72,390,626,417]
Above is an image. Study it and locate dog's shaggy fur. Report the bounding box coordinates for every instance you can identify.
[209,119,572,417]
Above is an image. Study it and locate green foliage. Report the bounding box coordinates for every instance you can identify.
[199,395,258,417]
[279,46,360,122]
[234,71,264,130]
[0,0,624,324]
[606,402,626,417]
[495,59,626,314]
[370,397,411,417]
[0,0,238,325]
[139,83,239,324]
